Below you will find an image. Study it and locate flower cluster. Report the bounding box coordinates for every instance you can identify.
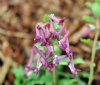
[25,14,79,77]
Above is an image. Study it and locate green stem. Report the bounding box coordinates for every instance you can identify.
[53,67,56,85]
[88,18,100,85]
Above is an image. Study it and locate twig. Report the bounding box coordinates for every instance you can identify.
[88,18,100,85]
[53,67,56,85]
[0,53,17,85]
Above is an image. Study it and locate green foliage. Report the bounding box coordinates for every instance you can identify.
[82,15,95,23]
[12,66,53,85]
[86,2,92,9]
[86,0,100,17]
[92,3,100,17]
[79,71,90,78]
[80,38,92,44]
[96,0,100,4]
[74,58,85,64]
[40,74,52,85]
[12,66,24,78]
[58,79,86,85]
[57,68,88,85]
[12,66,25,85]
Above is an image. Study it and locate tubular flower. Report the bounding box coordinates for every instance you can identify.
[25,14,78,77]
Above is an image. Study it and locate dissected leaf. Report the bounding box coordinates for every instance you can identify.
[12,66,24,78]
[40,74,52,84]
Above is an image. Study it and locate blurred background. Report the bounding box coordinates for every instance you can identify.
[0,0,100,85]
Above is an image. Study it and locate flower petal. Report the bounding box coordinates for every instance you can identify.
[35,58,42,74]
[68,54,78,77]
[59,32,69,50]
[53,55,67,66]
[46,44,54,57]
[50,15,64,23]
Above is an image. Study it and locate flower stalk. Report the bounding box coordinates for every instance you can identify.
[24,14,78,79]
[88,17,100,85]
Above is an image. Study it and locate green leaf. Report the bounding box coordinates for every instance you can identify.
[40,74,52,84]
[82,15,95,23]
[80,38,92,44]
[86,2,92,9]
[59,58,70,65]
[77,79,86,85]
[58,79,77,85]
[14,79,21,85]
[96,0,100,4]
[58,79,68,85]
[53,22,62,30]
[92,3,100,16]
[57,71,72,78]
[35,80,44,85]
[12,66,24,78]
[79,71,90,78]
[43,14,50,22]
[23,73,39,85]
[74,58,85,64]
[26,73,39,81]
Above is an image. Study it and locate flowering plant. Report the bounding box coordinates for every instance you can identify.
[25,14,79,77]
